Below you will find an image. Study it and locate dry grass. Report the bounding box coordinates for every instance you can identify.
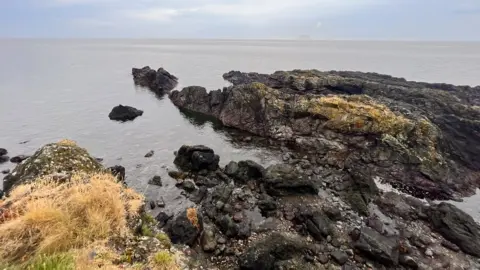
[295,95,415,136]
[186,208,199,229]
[57,139,77,147]
[0,172,144,264]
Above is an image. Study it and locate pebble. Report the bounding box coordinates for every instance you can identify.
[330,250,348,265]
[233,212,243,223]
[216,201,225,210]
[346,249,354,256]
[425,248,433,257]
[156,197,166,208]
[217,237,227,244]
[327,235,332,243]
[149,201,156,210]
[318,254,329,264]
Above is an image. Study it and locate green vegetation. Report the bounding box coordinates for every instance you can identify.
[155,233,172,249]
[152,251,177,270]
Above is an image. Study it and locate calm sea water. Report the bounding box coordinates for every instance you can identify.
[1,39,479,217]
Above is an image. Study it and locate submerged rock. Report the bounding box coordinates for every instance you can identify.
[108,105,143,122]
[169,69,480,200]
[148,175,162,186]
[0,148,7,156]
[132,66,178,94]
[10,155,30,164]
[3,140,102,194]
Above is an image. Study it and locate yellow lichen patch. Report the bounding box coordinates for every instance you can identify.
[0,172,144,264]
[251,83,285,111]
[295,94,415,137]
[57,139,77,147]
[186,208,199,229]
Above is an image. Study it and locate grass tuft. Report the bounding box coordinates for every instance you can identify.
[151,251,177,270]
[155,233,172,249]
[0,172,144,264]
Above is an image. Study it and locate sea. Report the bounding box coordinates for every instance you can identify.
[1,39,479,219]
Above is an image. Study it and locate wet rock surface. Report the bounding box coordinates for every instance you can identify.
[108,104,143,121]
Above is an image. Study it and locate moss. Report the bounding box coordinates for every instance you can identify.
[141,224,154,237]
[155,233,172,249]
[152,251,176,270]
[142,214,156,225]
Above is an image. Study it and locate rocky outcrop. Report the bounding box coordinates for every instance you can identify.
[428,202,480,257]
[108,105,143,121]
[174,145,219,172]
[132,66,178,94]
[170,69,480,200]
[3,140,102,194]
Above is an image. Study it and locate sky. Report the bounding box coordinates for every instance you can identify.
[1,0,480,40]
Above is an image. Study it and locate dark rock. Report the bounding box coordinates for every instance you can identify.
[324,206,343,221]
[190,187,208,204]
[166,209,203,246]
[108,165,126,182]
[217,215,238,238]
[148,175,162,186]
[195,175,220,188]
[238,222,252,239]
[144,150,154,158]
[238,233,312,270]
[10,155,30,164]
[441,240,460,252]
[0,156,9,164]
[1,169,10,174]
[132,66,178,94]
[428,202,480,257]
[231,160,266,183]
[95,157,104,162]
[233,212,243,223]
[201,226,217,252]
[182,180,196,192]
[318,254,329,264]
[108,105,143,121]
[331,250,349,265]
[174,145,219,172]
[306,214,333,241]
[155,212,173,228]
[0,148,7,156]
[149,201,156,210]
[224,161,239,176]
[264,164,318,196]
[156,197,166,208]
[258,196,277,217]
[0,190,3,199]
[168,170,187,180]
[353,227,399,266]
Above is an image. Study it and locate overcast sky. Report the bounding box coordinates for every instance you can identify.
[1,0,480,40]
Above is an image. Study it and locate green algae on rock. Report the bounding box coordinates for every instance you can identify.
[3,139,103,194]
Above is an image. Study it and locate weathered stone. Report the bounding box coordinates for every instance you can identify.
[331,250,348,265]
[353,227,399,266]
[3,142,102,194]
[264,164,318,196]
[108,105,143,121]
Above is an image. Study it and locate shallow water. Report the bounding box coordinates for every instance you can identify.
[1,39,479,216]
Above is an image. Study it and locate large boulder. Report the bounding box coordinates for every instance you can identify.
[263,164,318,196]
[228,160,265,183]
[108,105,143,122]
[3,140,103,194]
[174,145,219,172]
[352,227,400,266]
[428,202,480,257]
[166,208,203,246]
[132,66,178,94]
[238,233,313,270]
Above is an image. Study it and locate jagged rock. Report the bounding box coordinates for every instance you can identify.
[428,202,480,257]
[201,226,217,252]
[0,148,7,156]
[353,227,400,266]
[263,164,318,196]
[148,175,162,186]
[3,141,102,194]
[108,165,126,182]
[170,69,480,199]
[10,155,30,164]
[132,66,178,94]
[238,233,312,270]
[166,209,203,246]
[108,105,143,121]
[230,160,265,183]
[174,145,219,172]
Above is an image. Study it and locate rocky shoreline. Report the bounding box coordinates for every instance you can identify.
[1,67,480,269]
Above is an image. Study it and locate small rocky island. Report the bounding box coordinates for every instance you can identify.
[1,68,479,269]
